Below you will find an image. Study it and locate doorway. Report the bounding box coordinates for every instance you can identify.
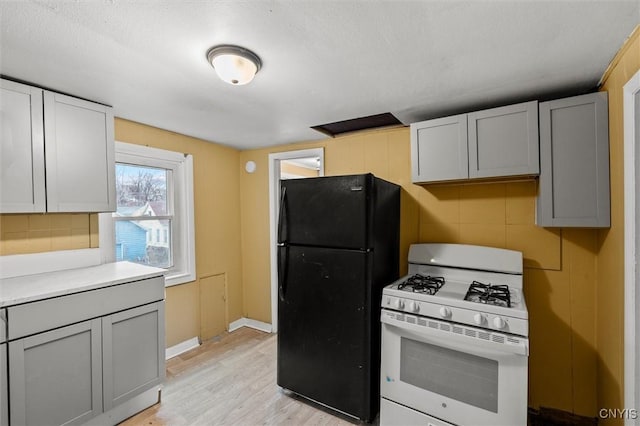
[268,148,325,332]
[624,69,640,419]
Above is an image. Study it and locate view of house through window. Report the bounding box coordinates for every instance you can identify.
[114,163,173,269]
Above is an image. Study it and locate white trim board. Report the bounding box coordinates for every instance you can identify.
[165,337,200,360]
[267,148,325,333]
[0,248,101,279]
[624,69,640,425]
[228,317,273,333]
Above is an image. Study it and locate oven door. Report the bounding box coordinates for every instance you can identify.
[380,309,528,426]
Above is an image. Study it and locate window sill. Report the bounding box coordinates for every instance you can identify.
[165,271,196,287]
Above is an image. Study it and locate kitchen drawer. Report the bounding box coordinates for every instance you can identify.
[0,309,5,344]
[7,276,164,340]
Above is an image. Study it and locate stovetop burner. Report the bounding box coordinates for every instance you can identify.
[464,281,511,307]
[397,274,445,295]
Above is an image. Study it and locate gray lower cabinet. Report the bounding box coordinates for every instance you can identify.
[1,342,7,426]
[411,101,539,183]
[102,302,165,412]
[9,320,103,426]
[1,309,7,426]
[537,92,610,227]
[4,273,165,426]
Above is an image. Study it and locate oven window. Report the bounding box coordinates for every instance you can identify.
[400,337,498,413]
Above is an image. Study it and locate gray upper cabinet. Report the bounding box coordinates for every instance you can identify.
[0,78,115,213]
[537,92,610,227]
[468,101,539,178]
[43,92,116,212]
[411,101,539,183]
[411,114,468,182]
[0,80,46,213]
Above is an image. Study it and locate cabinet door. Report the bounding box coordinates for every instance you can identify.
[9,319,103,426]
[411,114,468,183]
[0,310,6,426]
[468,101,539,178]
[537,92,610,227]
[43,91,115,212]
[1,343,7,426]
[0,79,46,213]
[102,302,165,411]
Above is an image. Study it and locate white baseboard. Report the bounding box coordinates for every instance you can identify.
[165,320,271,361]
[165,337,200,360]
[229,317,273,333]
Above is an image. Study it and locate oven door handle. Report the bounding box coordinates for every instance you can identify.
[381,312,528,356]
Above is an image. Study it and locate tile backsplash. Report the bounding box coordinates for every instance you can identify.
[0,213,99,255]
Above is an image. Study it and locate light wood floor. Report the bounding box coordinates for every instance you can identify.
[119,328,362,426]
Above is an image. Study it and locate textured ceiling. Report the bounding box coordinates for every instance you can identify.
[1,0,639,150]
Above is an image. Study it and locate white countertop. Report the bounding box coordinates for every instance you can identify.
[0,261,165,308]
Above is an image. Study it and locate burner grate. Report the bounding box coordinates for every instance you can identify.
[398,275,445,295]
[464,280,511,307]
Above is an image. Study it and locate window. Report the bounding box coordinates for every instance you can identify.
[114,163,171,268]
[100,142,195,287]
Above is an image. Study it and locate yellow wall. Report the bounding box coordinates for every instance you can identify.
[239,129,420,324]
[115,119,244,347]
[597,26,640,424]
[239,126,599,416]
[1,119,244,348]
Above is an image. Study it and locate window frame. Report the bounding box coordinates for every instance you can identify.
[99,141,195,287]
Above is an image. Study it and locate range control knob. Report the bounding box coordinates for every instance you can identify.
[493,317,507,329]
[408,301,420,313]
[385,296,392,306]
[394,298,405,310]
[439,307,451,318]
[473,313,486,325]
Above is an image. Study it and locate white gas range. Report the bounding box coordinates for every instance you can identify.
[380,243,529,426]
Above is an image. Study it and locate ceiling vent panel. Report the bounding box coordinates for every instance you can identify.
[311,112,402,137]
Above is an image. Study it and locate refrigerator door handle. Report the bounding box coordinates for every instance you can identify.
[277,186,288,244]
[277,186,288,301]
[278,245,288,302]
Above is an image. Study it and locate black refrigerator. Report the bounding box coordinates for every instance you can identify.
[276,173,400,422]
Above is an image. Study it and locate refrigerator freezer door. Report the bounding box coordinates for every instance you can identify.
[277,245,374,421]
[279,174,370,249]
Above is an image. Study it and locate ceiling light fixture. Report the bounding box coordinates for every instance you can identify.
[206,45,262,86]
